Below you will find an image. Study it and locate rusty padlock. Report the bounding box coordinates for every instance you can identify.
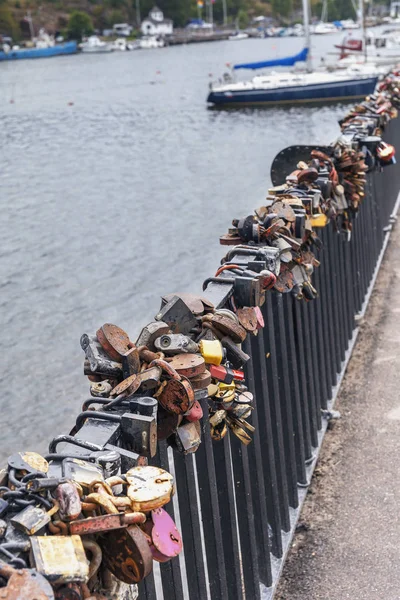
[100,524,153,584]
[150,359,195,415]
[0,561,54,600]
[96,324,131,361]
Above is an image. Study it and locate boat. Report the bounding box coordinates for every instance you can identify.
[228,32,249,40]
[138,36,165,49]
[111,37,140,51]
[0,40,77,60]
[340,19,360,30]
[79,36,113,53]
[312,22,338,34]
[207,0,379,107]
[334,32,400,68]
[207,67,378,106]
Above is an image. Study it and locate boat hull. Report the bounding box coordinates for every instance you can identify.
[0,41,77,61]
[207,76,378,106]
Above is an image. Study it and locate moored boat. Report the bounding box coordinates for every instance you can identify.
[207,0,380,107]
[0,41,77,61]
[79,36,113,53]
[207,68,378,106]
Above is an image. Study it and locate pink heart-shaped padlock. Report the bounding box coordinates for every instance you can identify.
[150,507,182,562]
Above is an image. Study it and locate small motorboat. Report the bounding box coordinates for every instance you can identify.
[79,36,113,53]
[138,36,164,49]
[228,32,249,41]
[111,37,140,51]
[312,22,339,34]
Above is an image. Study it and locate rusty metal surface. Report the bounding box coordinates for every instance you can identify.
[0,566,55,599]
[157,378,194,415]
[189,370,211,390]
[122,348,141,378]
[70,514,124,536]
[236,307,258,333]
[96,325,131,362]
[167,354,206,379]
[156,407,180,441]
[100,525,152,584]
[110,375,140,398]
[210,314,247,343]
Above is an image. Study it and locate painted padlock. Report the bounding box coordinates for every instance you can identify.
[198,339,224,366]
[150,359,194,415]
[143,508,183,563]
[126,466,174,512]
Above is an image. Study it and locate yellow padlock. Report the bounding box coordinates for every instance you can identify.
[215,382,236,404]
[199,339,223,366]
[310,213,329,228]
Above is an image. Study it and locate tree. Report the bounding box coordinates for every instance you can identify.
[0,5,20,40]
[67,11,94,40]
[271,0,293,19]
[237,8,248,27]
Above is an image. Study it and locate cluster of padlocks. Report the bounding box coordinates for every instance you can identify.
[1,72,400,599]
[218,81,399,300]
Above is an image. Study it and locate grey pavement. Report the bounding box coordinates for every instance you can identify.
[275,219,400,600]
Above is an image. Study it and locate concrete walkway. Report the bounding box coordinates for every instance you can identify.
[276,220,400,600]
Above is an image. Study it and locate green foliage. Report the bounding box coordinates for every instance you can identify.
[237,7,248,27]
[108,0,126,8]
[108,8,125,24]
[0,5,20,38]
[271,0,292,18]
[67,10,93,40]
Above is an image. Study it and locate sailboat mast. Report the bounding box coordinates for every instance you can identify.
[360,0,367,61]
[302,0,312,71]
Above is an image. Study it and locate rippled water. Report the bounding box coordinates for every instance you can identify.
[0,33,351,460]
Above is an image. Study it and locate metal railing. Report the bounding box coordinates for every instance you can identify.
[136,116,400,600]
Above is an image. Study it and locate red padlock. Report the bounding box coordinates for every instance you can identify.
[209,364,245,384]
[184,400,203,422]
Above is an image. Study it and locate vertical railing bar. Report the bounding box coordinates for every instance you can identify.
[306,295,323,429]
[262,297,291,530]
[156,443,186,600]
[194,402,229,600]
[230,433,263,599]
[300,300,320,443]
[292,299,313,458]
[317,228,337,393]
[172,453,209,600]
[212,437,245,600]
[248,334,283,557]
[313,244,333,405]
[282,294,308,482]
[326,225,343,370]
[272,294,300,507]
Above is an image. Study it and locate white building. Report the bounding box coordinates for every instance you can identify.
[112,23,133,37]
[140,7,173,36]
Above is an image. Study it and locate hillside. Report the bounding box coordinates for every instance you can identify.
[0,0,387,40]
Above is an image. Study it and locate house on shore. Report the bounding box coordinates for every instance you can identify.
[140,7,173,36]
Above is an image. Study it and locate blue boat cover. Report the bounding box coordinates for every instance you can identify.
[233,47,309,70]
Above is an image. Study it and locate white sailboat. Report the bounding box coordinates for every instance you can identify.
[207,0,379,107]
